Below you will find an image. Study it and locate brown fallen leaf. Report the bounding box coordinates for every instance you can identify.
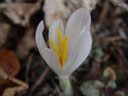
[0,68,28,96]
[0,48,22,94]
[0,48,20,77]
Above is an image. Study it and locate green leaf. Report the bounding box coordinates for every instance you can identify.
[80,80,104,96]
[114,91,126,96]
[107,80,117,89]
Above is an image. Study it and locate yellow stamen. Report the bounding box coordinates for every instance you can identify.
[62,36,68,62]
[49,40,59,58]
[58,29,63,55]
[49,29,68,68]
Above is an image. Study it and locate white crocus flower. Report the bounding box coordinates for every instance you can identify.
[35,8,92,77]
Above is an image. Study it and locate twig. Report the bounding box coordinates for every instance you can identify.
[94,36,121,42]
[102,36,121,42]
[116,47,128,65]
[27,67,50,96]
[25,54,33,82]
[100,1,110,22]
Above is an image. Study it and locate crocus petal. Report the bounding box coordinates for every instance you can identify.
[35,21,62,76]
[35,20,47,49]
[43,48,62,76]
[65,8,91,56]
[49,19,64,50]
[64,25,92,76]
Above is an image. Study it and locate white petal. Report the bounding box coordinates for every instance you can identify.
[49,19,64,50]
[35,20,62,76]
[65,8,91,56]
[35,20,47,49]
[64,26,92,76]
[43,48,62,76]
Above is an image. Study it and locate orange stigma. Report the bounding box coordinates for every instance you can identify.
[59,57,63,67]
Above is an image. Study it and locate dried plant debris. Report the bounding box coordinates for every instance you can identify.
[43,0,71,27]
[82,0,99,11]
[43,0,98,27]
[0,1,42,26]
[80,80,125,96]
[103,67,116,81]
[0,22,11,47]
[109,0,128,12]
[0,68,28,96]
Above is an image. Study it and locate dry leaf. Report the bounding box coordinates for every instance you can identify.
[0,49,20,77]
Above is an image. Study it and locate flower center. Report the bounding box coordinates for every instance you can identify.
[49,29,68,67]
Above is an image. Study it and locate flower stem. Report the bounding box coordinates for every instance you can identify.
[59,76,73,96]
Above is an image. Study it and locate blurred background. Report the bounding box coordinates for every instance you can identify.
[0,0,128,96]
